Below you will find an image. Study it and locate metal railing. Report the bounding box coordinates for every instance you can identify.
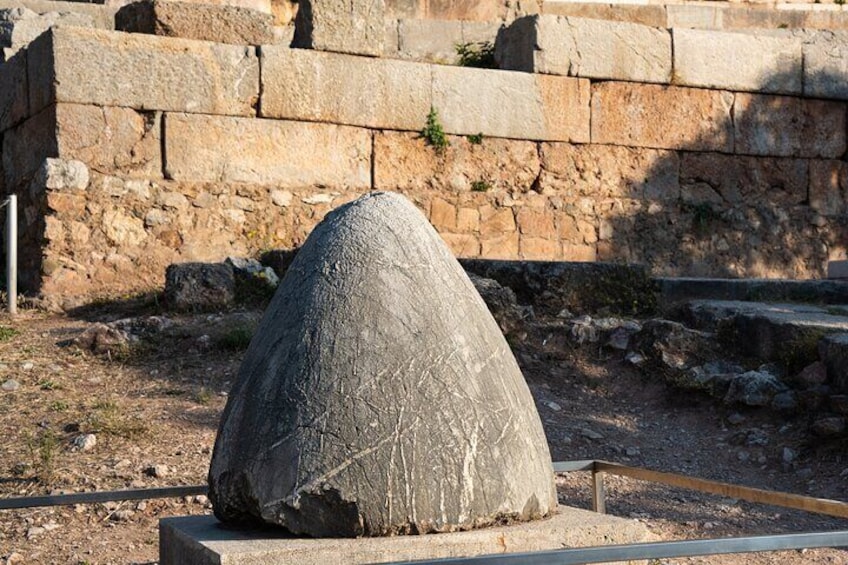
[2,459,847,563]
[2,193,16,316]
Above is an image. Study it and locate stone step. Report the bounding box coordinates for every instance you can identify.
[658,277,848,307]
[541,1,848,31]
[682,299,848,361]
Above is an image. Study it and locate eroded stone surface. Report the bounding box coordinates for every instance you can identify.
[209,192,556,536]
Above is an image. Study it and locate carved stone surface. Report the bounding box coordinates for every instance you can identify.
[208,192,556,537]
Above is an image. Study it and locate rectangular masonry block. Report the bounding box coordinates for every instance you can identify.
[733,93,846,158]
[497,15,671,84]
[164,113,371,187]
[804,33,848,99]
[672,29,803,94]
[0,49,28,131]
[539,143,680,201]
[432,66,590,142]
[679,152,808,207]
[540,2,666,28]
[115,0,276,46]
[665,4,723,29]
[395,18,462,63]
[373,131,541,193]
[55,103,162,178]
[0,8,96,57]
[591,82,733,152]
[27,26,259,118]
[292,0,385,56]
[0,0,118,29]
[260,46,430,131]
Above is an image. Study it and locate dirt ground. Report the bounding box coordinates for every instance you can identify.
[0,301,847,564]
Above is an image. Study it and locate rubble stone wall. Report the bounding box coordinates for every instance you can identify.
[0,14,846,305]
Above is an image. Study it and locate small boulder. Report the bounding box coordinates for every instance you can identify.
[165,263,235,311]
[468,274,531,336]
[73,323,129,355]
[72,434,97,452]
[724,370,788,407]
[812,416,846,437]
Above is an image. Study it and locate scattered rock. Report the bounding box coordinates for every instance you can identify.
[25,527,44,539]
[782,447,797,464]
[795,361,828,388]
[580,427,605,440]
[727,413,746,425]
[144,464,168,478]
[469,274,532,336]
[225,256,280,301]
[724,370,788,407]
[72,434,97,451]
[21,362,33,371]
[625,351,645,366]
[812,416,846,437]
[110,509,134,521]
[771,391,798,413]
[1,379,20,391]
[541,400,562,412]
[73,323,129,355]
[625,447,640,457]
[635,319,715,372]
[194,494,209,505]
[164,262,235,311]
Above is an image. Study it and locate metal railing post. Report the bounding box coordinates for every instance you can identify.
[591,466,606,514]
[5,194,16,316]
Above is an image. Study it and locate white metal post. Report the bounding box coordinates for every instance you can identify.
[6,194,16,316]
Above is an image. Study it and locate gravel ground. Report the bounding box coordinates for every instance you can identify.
[1,305,846,564]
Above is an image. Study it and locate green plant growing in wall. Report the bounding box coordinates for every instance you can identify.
[471,180,492,192]
[422,107,449,153]
[455,41,496,69]
[467,132,484,145]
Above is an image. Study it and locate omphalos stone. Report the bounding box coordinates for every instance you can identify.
[208,192,556,537]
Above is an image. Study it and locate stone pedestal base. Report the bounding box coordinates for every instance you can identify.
[160,509,653,564]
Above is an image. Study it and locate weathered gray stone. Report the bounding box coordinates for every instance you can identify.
[165,262,235,311]
[469,274,531,336]
[724,369,788,407]
[209,192,556,536]
[260,47,431,131]
[27,26,259,117]
[0,48,28,131]
[160,511,651,565]
[804,32,848,100]
[819,333,848,393]
[665,4,723,29]
[0,7,95,55]
[395,18,462,62]
[672,29,802,94]
[812,416,846,436]
[497,15,672,84]
[432,66,590,142]
[35,158,89,191]
[115,0,276,46]
[292,0,385,56]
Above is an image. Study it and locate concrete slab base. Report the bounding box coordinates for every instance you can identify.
[159,508,653,564]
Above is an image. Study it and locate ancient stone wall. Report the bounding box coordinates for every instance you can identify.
[0,2,847,306]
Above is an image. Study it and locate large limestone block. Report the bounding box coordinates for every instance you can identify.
[0,48,27,131]
[0,0,117,28]
[672,29,803,94]
[27,26,259,117]
[540,2,666,28]
[260,47,430,131]
[497,15,672,84]
[373,131,541,193]
[804,32,848,99]
[394,18,462,63]
[115,0,276,45]
[164,113,371,187]
[680,152,807,206]
[432,66,590,142]
[292,0,384,56]
[591,82,733,152]
[2,105,57,186]
[733,93,846,158]
[0,7,95,57]
[665,4,723,29]
[209,192,556,536]
[539,143,680,201]
[55,103,162,177]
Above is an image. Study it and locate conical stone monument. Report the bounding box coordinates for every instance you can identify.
[208,192,557,537]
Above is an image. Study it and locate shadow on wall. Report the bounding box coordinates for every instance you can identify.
[594,66,848,279]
